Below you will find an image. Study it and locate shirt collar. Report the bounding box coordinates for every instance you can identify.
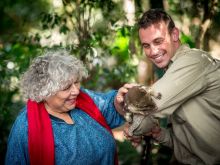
[166,44,190,70]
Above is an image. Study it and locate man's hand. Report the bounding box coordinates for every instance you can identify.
[130,115,158,136]
[123,123,143,147]
[150,126,162,139]
[123,122,162,147]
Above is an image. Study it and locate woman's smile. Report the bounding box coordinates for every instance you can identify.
[66,98,77,105]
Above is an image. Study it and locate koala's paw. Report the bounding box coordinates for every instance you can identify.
[127,115,146,136]
[127,127,134,136]
[124,112,133,123]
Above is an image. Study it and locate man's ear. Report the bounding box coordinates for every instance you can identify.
[172,27,179,42]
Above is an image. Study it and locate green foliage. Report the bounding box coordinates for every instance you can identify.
[180,32,195,48]
[87,63,136,90]
[0,43,42,163]
[0,0,50,40]
[111,27,130,62]
[117,140,141,165]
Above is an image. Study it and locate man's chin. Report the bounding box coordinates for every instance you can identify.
[154,63,165,69]
[154,60,168,69]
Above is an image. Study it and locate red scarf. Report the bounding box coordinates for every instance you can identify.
[27,91,118,165]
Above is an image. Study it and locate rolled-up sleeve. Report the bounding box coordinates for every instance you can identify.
[152,55,207,118]
[82,89,125,129]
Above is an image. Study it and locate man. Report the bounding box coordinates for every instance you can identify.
[126,9,220,165]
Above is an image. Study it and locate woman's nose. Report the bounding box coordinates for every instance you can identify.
[70,85,79,95]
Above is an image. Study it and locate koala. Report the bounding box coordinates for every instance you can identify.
[123,85,161,136]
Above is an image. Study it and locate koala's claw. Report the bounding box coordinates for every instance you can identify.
[125,112,133,123]
[123,85,161,136]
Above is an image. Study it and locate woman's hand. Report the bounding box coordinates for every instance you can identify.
[114,83,138,115]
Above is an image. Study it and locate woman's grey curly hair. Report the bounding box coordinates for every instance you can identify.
[20,49,88,102]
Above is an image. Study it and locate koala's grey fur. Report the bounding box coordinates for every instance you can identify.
[124,85,161,136]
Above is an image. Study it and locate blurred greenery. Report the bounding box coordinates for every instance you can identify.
[0,0,220,164]
[117,140,141,165]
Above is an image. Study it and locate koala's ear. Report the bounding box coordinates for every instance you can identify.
[140,85,148,92]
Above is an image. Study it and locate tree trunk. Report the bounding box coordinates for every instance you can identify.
[195,0,218,50]
[149,0,164,9]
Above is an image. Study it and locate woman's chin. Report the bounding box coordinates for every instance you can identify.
[69,103,76,110]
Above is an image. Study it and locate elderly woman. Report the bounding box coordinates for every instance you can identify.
[5,50,132,165]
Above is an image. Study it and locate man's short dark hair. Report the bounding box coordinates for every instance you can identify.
[138,8,175,34]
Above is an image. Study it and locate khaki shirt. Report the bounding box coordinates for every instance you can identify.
[152,45,220,165]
